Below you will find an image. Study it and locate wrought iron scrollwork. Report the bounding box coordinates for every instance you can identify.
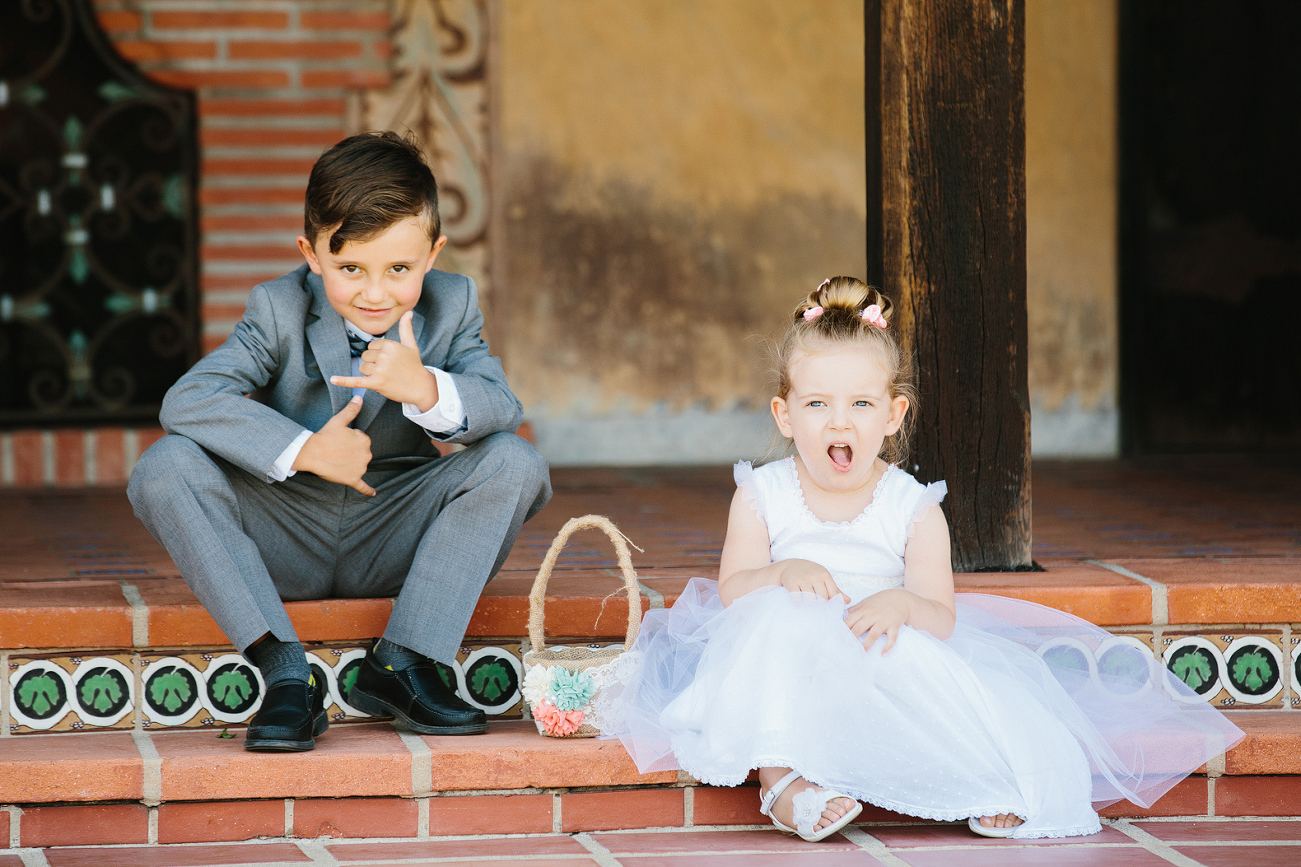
[0,0,199,425]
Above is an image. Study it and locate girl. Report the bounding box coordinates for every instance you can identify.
[598,277,1244,841]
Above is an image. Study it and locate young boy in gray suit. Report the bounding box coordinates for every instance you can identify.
[128,132,551,751]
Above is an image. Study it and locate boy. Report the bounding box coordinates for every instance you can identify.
[128,132,551,751]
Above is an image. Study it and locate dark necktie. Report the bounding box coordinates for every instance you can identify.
[347,332,371,358]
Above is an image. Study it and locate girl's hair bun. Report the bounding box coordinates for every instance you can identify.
[793,276,894,329]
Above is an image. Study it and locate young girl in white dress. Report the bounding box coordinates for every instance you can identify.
[598,277,1244,841]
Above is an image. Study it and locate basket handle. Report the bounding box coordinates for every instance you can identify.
[527,515,642,653]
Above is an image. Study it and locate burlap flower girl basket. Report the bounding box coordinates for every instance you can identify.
[522,515,642,738]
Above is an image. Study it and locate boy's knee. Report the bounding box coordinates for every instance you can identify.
[474,432,550,490]
[127,435,212,505]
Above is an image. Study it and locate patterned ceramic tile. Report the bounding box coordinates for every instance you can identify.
[1161,631,1287,708]
[4,641,528,734]
[8,653,136,733]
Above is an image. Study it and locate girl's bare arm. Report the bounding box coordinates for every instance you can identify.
[717,488,846,606]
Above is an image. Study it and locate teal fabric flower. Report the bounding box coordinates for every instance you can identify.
[550,668,596,711]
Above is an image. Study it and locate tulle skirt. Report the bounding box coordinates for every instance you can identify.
[595,579,1244,839]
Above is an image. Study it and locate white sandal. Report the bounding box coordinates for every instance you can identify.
[759,769,863,842]
[968,815,1020,838]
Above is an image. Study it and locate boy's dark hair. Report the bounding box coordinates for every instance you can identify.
[304,131,441,253]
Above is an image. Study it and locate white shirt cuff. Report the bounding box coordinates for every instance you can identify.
[268,429,313,481]
[404,366,466,435]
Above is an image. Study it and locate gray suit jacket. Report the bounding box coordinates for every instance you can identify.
[160,264,523,479]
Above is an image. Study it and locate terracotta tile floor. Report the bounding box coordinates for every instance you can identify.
[6,457,1301,860]
[21,820,1301,865]
[2,455,1299,648]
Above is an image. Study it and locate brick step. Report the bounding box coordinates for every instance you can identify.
[1,714,1299,848]
[4,474,1300,734]
[6,573,1300,735]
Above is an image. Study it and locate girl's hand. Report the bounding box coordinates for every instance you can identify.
[775,559,848,602]
[845,589,912,654]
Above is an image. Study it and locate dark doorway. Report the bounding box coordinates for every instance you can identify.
[1119,1,1301,453]
[0,0,199,428]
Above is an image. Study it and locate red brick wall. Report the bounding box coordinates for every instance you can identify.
[95,0,393,350]
[2,0,393,487]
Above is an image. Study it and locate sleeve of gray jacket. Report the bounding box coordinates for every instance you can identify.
[434,275,524,444]
[158,282,310,477]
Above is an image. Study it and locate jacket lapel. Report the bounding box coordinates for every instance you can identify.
[304,271,353,417]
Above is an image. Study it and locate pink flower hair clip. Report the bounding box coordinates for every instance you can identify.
[803,306,824,321]
[860,304,888,329]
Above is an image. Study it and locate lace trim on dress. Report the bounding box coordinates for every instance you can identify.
[732,460,766,526]
[787,457,897,527]
[905,480,949,540]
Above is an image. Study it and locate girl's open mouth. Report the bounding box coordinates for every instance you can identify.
[828,443,853,472]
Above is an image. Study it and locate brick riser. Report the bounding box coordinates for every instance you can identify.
[1,717,1298,848]
[0,428,163,487]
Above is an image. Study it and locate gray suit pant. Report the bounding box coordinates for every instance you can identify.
[128,432,552,664]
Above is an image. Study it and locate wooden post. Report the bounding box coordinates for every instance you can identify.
[865,0,1032,571]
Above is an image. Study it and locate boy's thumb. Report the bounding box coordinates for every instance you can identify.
[399,311,417,348]
[333,395,363,423]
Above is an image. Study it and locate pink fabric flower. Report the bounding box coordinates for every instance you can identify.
[803,306,824,321]
[534,698,584,736]
[860,304,887,329]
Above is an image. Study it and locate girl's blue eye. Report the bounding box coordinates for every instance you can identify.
[808,400,825,407]
[855,400,869,407]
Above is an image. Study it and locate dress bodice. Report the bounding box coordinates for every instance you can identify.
[734,457,947,605]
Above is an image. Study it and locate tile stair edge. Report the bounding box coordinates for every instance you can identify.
[1089,559,1169,625]
[0,714,1297,809]
[118,579,150,648]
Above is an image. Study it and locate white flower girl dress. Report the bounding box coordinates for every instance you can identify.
[595,458,1244,839]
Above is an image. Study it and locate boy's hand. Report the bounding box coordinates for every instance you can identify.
[330,312,439,411]
[293,396,376,496]
[845,589,912,654]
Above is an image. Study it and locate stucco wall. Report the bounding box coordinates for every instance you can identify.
[495,0,867,464]
[495,0,1118,464]
[1025,0,1119,456]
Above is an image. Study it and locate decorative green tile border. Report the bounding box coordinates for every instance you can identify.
[1157,631,1288,708]
[2,630,1295,734]
[5,641,526,734]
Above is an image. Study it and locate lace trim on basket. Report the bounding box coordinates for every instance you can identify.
[732,460,766,526]
[905,480,949,539]
[581,651,643,734]
[787,457,896,527]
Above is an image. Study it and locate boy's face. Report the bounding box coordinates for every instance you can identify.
[297,215,447,335]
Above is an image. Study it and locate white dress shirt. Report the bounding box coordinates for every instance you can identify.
[267,322,467,481]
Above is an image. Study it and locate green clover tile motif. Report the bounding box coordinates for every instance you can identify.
[1169,646,1218,694]
[205,662,259,715]
[16,670,67,719]
[467,656,516,705]
[435,660,457,692]
[1228,647,1277,696]
[77,666,129,716]
[1097,645,1149,693]
[145,665,198,716]
[337,658,363,704]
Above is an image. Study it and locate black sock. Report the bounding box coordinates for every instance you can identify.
[247,637,310,688]
[374,637,422,671]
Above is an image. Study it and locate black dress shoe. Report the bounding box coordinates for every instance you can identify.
[348,651,488,735]
[244,677,328,751]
